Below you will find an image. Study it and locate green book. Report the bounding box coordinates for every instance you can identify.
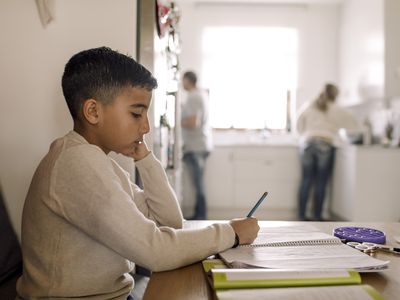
[202,259,384,299]
[202,259,361,290]
[202,259,228,272]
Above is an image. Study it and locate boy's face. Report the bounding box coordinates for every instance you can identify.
[95,86,151,156]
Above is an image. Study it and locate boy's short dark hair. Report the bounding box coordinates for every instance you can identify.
[183,71,197,86]
[62,47,158,120]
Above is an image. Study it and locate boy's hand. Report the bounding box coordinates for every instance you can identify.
[127,140,151,161]
[229,217,260,245]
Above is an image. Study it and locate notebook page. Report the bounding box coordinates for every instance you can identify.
[250,225,339,246]
[216,285,383,300]
[220,225,389,270]
[221,243,389,270]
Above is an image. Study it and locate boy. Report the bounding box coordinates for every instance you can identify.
[16,47,259,299]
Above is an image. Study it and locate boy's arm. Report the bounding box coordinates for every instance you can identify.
[131,152,183,229]
[49,146,236,272]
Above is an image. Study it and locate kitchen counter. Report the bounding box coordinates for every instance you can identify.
[214,142,299,147]
[338,144,400,150]
[212,132,299,148]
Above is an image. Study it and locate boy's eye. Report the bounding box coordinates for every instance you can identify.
[131,112,142,119]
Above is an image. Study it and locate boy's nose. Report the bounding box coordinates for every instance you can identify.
[141,118,150,135]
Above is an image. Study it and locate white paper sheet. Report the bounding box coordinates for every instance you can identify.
[220,269,350,281]
[220,226,389,271]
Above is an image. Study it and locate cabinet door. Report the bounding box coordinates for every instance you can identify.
[354,148,400,221]
[233,179,299,210]
[232,147,300,209]
[205,147,234,208]
[332,147,400,222]
[232,147,300,180]
[331,148,356,220]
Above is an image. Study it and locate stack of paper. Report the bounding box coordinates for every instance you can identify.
[202,259,383,300]
[219,225,389,271]
[202,225,387,300]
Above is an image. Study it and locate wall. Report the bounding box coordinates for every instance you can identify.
[176,1,340,110]
[385,0,400,100]
[0,0,137,238]
[339,0,400,141]
[338,0,384,106]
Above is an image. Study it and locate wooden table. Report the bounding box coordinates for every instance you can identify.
[143,221,400,300]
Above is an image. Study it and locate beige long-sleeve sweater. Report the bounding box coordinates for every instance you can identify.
[296,102,361,145]
[16,131,235,299]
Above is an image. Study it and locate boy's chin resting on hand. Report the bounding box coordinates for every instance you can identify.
[125,140,151,161]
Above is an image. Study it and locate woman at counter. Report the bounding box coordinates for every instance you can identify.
[296,83,360,221]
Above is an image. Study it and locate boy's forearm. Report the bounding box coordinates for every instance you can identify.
[134,153,183,229]
[140,223,235,272]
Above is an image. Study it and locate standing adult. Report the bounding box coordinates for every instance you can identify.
[296,83,360,221]
[181,71,212,220]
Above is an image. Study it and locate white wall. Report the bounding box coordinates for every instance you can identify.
[176,1,340,110]
[0,0,137,238]
[385,0,400,100]
[338,0,384,106]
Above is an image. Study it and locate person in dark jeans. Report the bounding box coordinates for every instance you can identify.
[296,83,360,221]
[298,139,335,221]
[181,71,212,220]
[183,152,209,220]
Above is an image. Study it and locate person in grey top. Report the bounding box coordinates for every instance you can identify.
[181,71,212,219]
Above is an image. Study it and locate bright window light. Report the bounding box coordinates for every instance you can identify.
[201,27,298,129]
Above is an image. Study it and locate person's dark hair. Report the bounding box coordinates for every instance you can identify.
[314,83,339,112]
[62,47,158,120]
[183,71,197,86]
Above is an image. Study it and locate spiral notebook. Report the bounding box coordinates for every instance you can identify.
[242,236,341,248]
[219,225,389,271]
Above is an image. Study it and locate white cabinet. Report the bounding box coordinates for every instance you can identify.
[204,147,235,208]
[204,145,300,219]
[332,146,400,221]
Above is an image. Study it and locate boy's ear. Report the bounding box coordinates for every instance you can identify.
[82,99,101,125]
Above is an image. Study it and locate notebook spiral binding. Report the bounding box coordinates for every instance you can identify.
[241,238,342,248]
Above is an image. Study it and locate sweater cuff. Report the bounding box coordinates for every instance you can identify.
[217,223,236,251]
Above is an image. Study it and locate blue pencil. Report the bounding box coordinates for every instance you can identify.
[247,192,268,217]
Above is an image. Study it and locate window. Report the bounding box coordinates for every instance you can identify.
[201,27,298,129]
